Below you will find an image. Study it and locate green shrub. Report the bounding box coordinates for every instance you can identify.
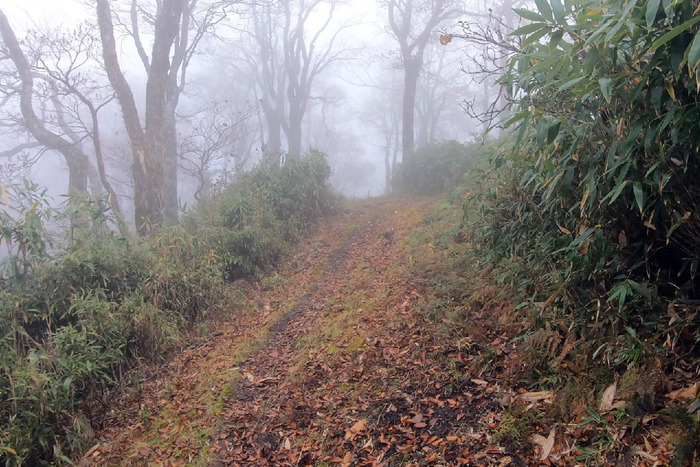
[0,149,339,464]
[453,3,700,459]
[468,0,700,330]
[393,140,478,195]
[184,150,340,279]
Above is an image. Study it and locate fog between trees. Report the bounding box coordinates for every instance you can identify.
[0,0,511,232]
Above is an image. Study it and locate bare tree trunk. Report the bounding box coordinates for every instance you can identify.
[386,0,460,169]
[287,102,303,156]
[0,10,89,196]
[402,60,419,165]
[263,110,283,165]
[384,144,392,195]
[97,0,185,235]
[163,105,179,225]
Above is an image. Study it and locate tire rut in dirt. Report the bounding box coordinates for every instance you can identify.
[210,213,379,466]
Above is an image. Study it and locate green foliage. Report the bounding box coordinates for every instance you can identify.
[468,0,700,333]
[0,180,54,283]
[394,140,478,196]
[461,1,700,458]
[184,151,340,279]
[492,405,541,452]
[0,150,338,464]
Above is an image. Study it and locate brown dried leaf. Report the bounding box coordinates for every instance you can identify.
[599,382,617,412]
[516,391,553,403]
[667,382,699,402]
[345,419,367,440]
[531,427,555,460]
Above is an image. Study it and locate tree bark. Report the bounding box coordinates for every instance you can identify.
[96,0,185,235]
[162,107,179,224]
[287,100,303,156]
[402,60,420,162]
[0,9,89,196]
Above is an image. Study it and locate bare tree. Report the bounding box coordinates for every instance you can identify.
[179,103,257,201]
[124,0,229,224]
[384,0,462,166]
[0,16,130,217]
[246,0,286,161]
[282,0,342,156]
[414,40,473,147]
[97,0,228,234]
[0,10,92,197]
[361,74,402,194]
[453,0,524,130]
[241,0,347,162]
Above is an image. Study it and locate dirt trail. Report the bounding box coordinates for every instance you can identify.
[87,198,506,466]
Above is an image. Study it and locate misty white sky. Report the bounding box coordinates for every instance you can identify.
[2,0,88,28]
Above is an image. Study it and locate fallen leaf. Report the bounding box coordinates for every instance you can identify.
[379,433,391,445]
[667,382,698,402]
[631,448,656,461]
[397,443,415,453]
[531,427,555,460]
[345,419,367,440]
[600,382,617,412]
[618,230,628,247]
[516,391,553,403]
[471,378,488,386]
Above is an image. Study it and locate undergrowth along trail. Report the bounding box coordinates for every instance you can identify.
[87,197,509,466]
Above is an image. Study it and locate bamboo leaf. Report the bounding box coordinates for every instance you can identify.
[551,0,567,24]
[599,77,612,103]
[649,16,700,52]
[687,31,700,71]
[523,26,552,47]
[550,29,564,49]
[629,280,651,299]
[633,181,644,213]
[659,172,672,192]
[646,0,661,28]
[558,75,586,91]
[546,120,561,144]
[514,8,546,22]
[510,22,549,36]
[605,180,629,204]
[534,0,554,22]
[580,185,590,213]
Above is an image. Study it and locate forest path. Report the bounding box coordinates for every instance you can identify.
[86,197,506,467]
